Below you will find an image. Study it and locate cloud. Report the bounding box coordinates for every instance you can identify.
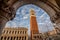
[38,24,48,33]
[23,14,29,20]
[39,13,45,19]
[11,22,17,27]
[38,23,45,25]
[14,17,20,21]
[18,22,24,26]
[38,22,54,33]
[21,10,26,15]
[23,17,28,20]
[5,21,17,28]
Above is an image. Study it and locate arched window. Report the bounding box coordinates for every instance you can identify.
[1,36,3,40]
[20,31,22,34]
[19,37,21,40]
[4,37,6,40]
[34,36,36,39]
[17,37,18,40]
[7,37,10,40]
[37,36,39,38]
[6,30,8,34]
[25,36,26,40]
[18,31,19,34]
[22,37,24,40]
[25,31,26,34]
[12,31,14,34]
[14,37,16,40]
[15,31,17,34]
[9,31,11,34]
[11,37,12,40]
[3,30,5,34]
[23,31,24,34]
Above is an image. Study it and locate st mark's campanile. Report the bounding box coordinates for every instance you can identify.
[30,9,39,40]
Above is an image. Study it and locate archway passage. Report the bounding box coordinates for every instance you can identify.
[5,4,54,35]
[0,0,60,35]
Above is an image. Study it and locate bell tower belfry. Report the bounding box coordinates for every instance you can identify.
[30,9,39,40]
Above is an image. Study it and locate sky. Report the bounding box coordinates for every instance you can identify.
[5,4,54,34]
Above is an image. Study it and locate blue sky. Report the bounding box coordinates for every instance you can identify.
[5,4,54,34]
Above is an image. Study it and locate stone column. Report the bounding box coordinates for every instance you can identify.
[22,37,24,40]
[15,38,17,40]
[17,37,18,40]
[21,37,22,40]
[2,37,3,40]
[13,37,14,40]
[19,37,20,40]
[3,37,4,40]
[18,37,19,40]
[9,37,11,40]
[0,36,1,40]
[26,36,28,40]
[12,37,14,40]
[6,37,7,40]
[0,17,8,35]
[19,37,21,40]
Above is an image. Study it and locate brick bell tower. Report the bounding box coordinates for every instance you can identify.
[30,9,39,40]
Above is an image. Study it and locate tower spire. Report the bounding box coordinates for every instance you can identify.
[30,9,35,16]
[30,9,39,40]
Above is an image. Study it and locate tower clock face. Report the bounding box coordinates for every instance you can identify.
[6,4,54,33]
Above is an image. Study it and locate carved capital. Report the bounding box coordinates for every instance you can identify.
[0,6,15,21]
[51,12,60,24]
[0,0,16,21]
